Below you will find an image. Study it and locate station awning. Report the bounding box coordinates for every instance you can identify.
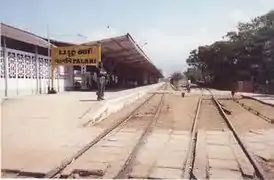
[81,33,163,78]
[1,23,50,48]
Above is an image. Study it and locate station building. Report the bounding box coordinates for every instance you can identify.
[0,23,163,98]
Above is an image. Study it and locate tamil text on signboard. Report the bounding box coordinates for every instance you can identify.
[51,45,101,66]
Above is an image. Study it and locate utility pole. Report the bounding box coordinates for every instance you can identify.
[47,25,57,94]
[47,25,51,92]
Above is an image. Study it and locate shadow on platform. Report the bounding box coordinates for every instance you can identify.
[65,87,134,93]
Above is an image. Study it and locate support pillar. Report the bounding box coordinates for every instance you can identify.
[3,37,8,97]
[56,66,60,92]
[80,65,87,90]
[142,72,149,85]
[34,46,40,94]
[64,66,74,90]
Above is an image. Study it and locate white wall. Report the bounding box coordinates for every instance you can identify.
[0,48,72,98]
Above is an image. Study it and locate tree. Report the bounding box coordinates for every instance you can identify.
[186,10,274,89]
[170,72,183,82]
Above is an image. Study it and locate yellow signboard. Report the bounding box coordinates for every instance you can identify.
[51,45,101,66]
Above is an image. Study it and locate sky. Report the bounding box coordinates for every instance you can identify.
[1,0,274,76]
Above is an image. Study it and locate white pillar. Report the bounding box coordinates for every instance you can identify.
[64,66,73,90]
[81,65,87,90]
[3,37,8,97]
[34,46,40,94]
[56,66,60,92]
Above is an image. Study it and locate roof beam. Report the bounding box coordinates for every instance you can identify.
[130,63,148,68]
[125,59,144,64]
[111,38,126,49]
[79,34,162,77]
[107,52,139,59]
[108,54,141,61]
[126,55,144,60]
[115,58,142,65]
[104,55,125,63]
[103,48,136,56]
[130,59,147,64]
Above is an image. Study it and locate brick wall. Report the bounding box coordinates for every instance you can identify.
[237,81,253,92]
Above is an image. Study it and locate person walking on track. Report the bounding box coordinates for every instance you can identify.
[231,81,237,99]
[96,62,107,101]
[187,79,191,92]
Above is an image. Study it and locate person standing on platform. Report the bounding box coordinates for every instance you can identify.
[96,62,107,100]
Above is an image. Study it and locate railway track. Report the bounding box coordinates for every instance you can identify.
[53,87,272,179]
[184,88,269,180]
[213,98,268,180]
[2,86,272,179]
[125,90,199,179]
[1,83,169,179]
[97,87,271,179]
[234,98,274,124]
[44,84,169,178]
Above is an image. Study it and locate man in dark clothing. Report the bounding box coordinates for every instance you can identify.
[96,62,107,100]
[231,81,237,99]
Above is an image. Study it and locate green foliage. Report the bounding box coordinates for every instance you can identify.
[170,72,184,82]
[170,72,184,90]
[184,67,203,83]
[186,10,274,88]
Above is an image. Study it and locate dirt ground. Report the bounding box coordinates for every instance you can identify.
[155,94,199,131]
[120,93,163,130]
[196,99,227,130]
[126,92,198,179]
[218,99,274,133]
[217,99,274,179]
[257,157,274,180]
[237,98,274,120]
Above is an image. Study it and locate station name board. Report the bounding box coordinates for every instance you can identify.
[51,45,101,66]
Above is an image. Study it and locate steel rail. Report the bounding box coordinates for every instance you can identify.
[45,84,167,178]
[212,95,269,180]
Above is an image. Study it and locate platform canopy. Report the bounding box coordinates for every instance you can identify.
[81,33,163,78]
[1,23,50,48]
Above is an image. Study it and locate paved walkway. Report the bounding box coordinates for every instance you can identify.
[1,84,161,173]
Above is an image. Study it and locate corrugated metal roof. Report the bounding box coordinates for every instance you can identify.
[0,23,163,77]
[1,23,50,48]
[42,38,76,46]
[82,33,163,77]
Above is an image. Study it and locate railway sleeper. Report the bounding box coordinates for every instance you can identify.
[67,169,103,179]
[60,167,106,178]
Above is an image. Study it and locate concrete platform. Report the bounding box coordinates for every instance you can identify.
[1,83,163,174]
